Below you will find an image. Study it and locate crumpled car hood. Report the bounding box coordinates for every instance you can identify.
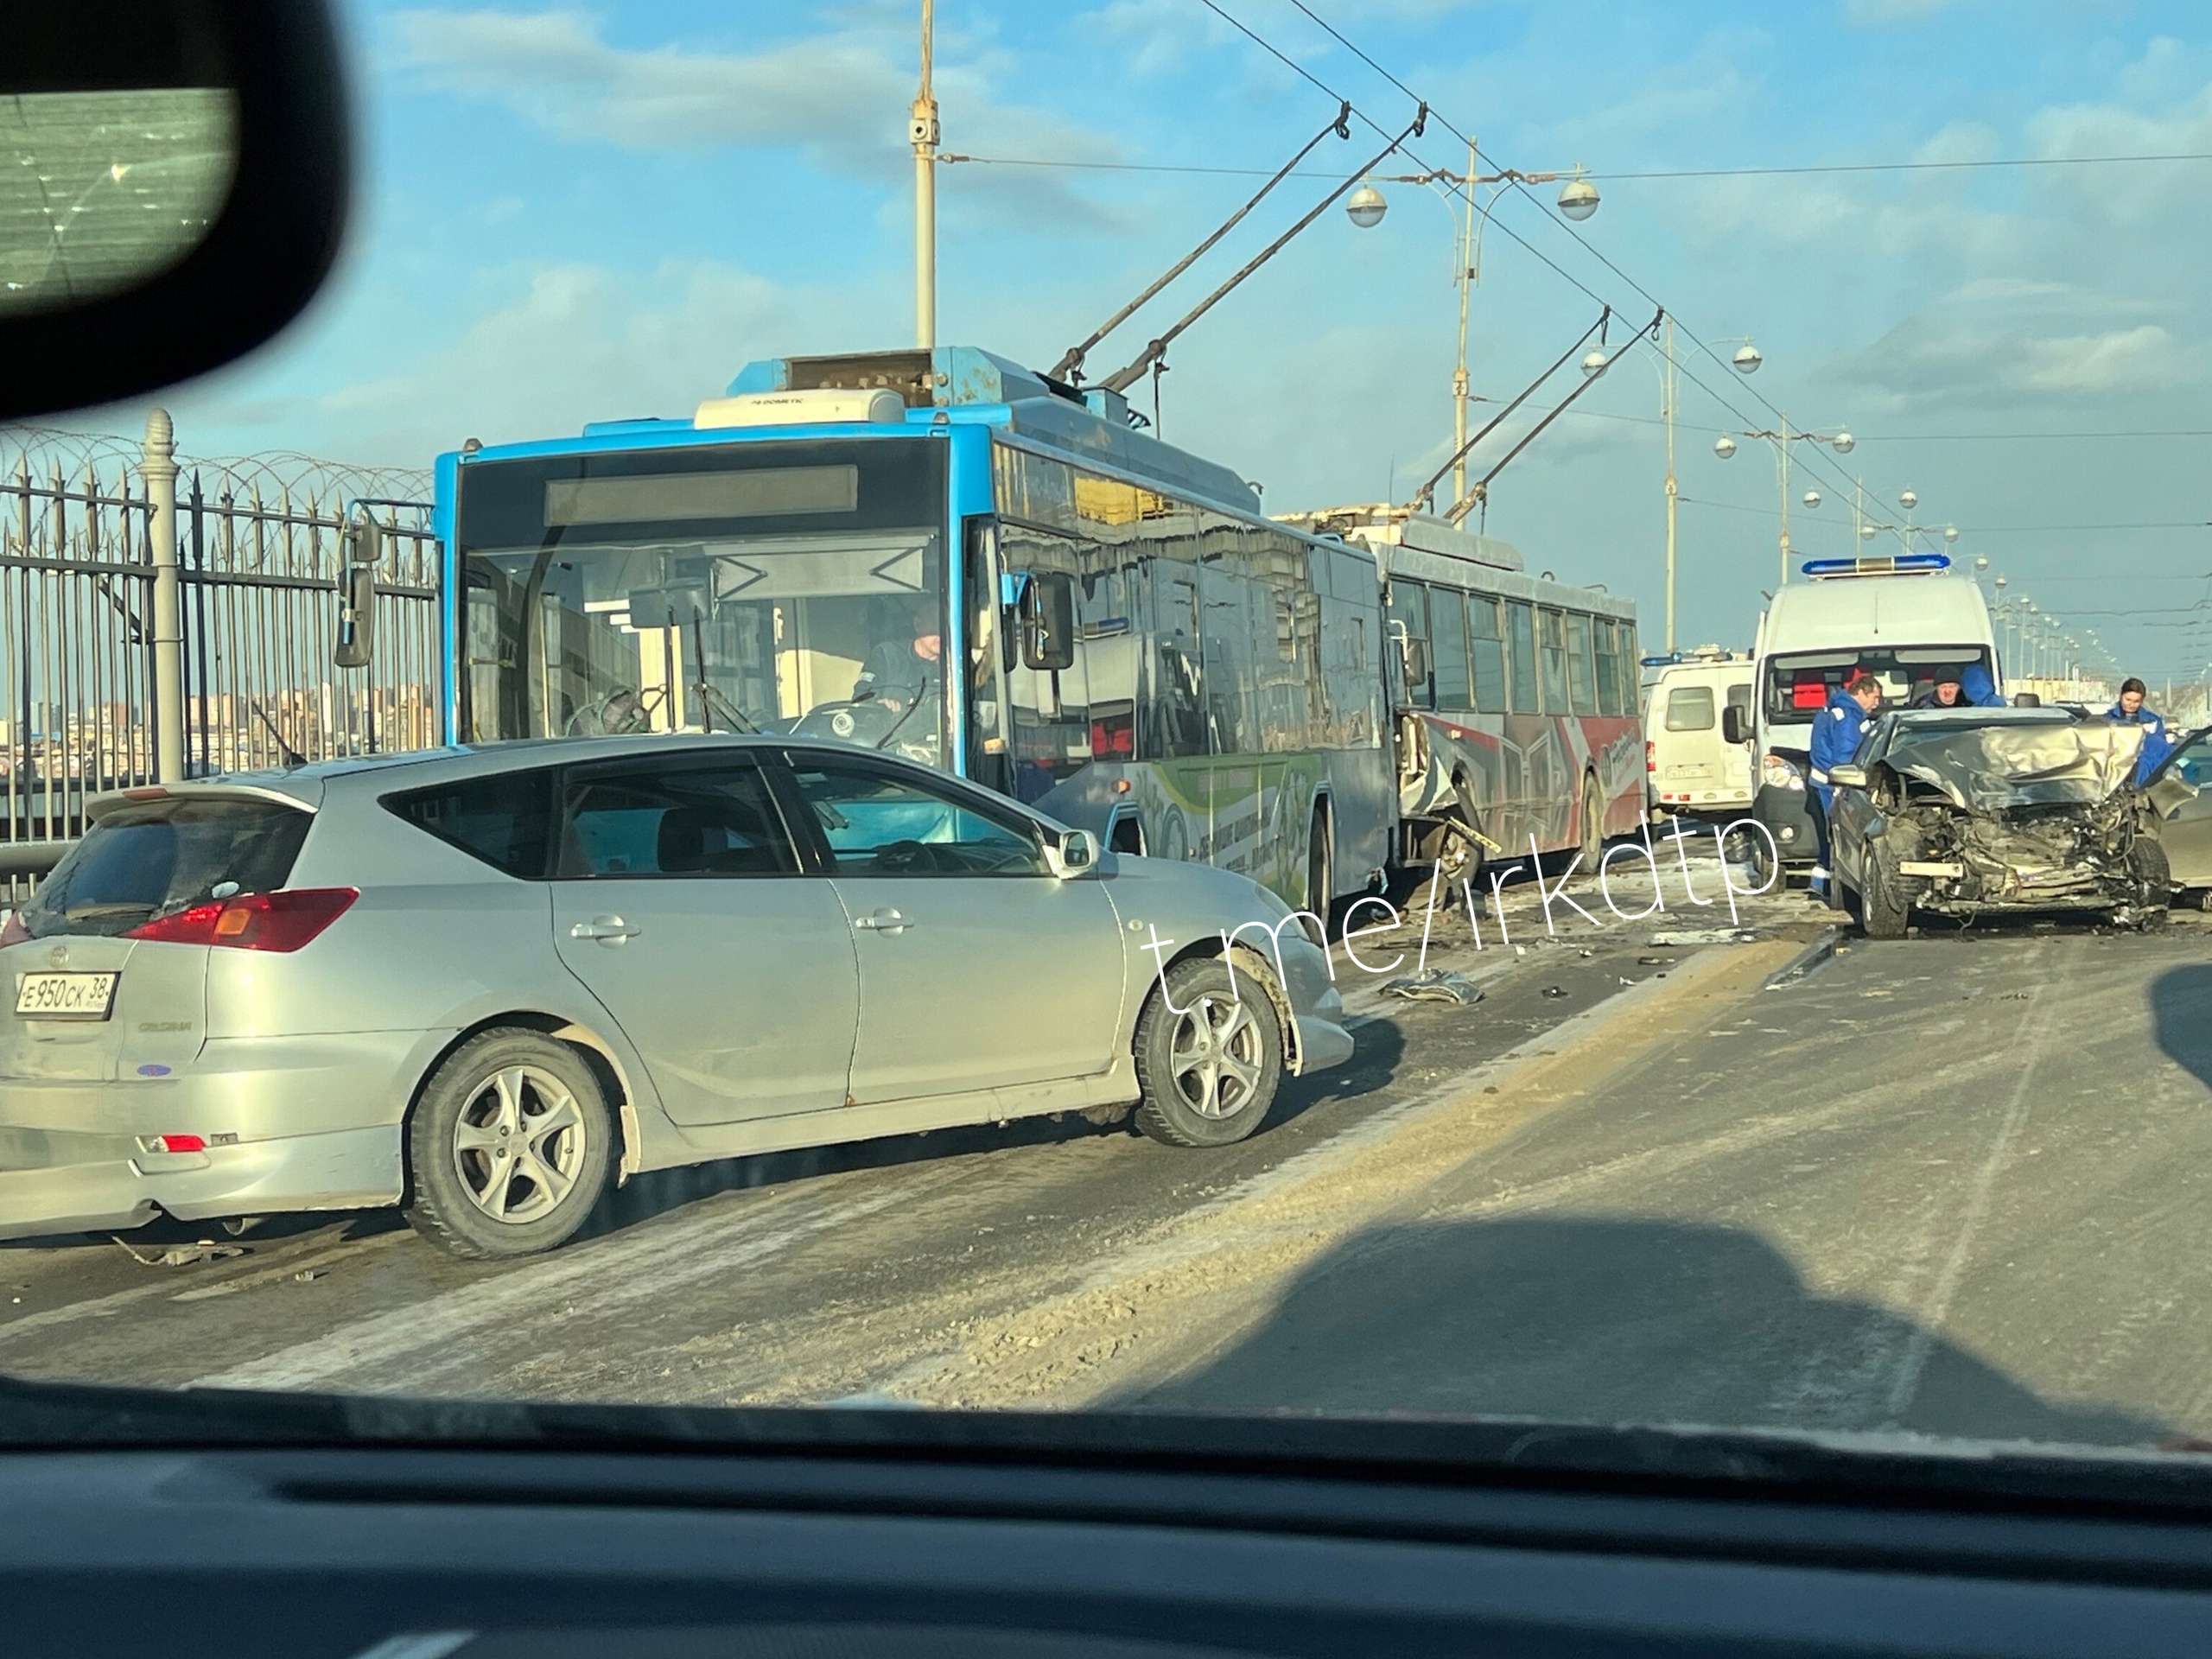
[1886,720,2145,812]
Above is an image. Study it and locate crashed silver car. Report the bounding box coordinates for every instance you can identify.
[1826,708,2170,937]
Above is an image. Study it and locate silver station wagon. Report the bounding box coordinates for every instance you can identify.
[0,737,1353,1257]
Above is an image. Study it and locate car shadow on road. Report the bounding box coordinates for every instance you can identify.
[2151,963,2212,1091]
[575,1015,1409,1245]
[1121,1215,2166,1450]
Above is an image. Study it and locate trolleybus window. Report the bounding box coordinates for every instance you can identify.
[1469,595,1509,715]
[1539,607,1571,714]
[1428,585,1472,712]
[1507,601,1538,713]
[1567,613,1598,715]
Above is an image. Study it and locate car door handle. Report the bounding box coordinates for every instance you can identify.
[853,908,913,933]
[569,915,640,944]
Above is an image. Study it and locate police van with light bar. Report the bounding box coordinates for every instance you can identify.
[1724,553,1999,882]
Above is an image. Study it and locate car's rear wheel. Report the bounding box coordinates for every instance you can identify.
[1133,957,1285,1148]
[1859,848,1911,939]
[405,1029,612,1259]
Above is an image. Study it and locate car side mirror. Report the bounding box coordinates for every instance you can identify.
[3,1,352,421]
[2012,692,2041,709]
[1020,571,1077,671]
[1045,827,1099,879]
[333,518,382,669]
[1721,706,1748,745]
[1827,764,1868,789]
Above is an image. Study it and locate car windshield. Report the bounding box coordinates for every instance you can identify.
[6,0,2212,1513]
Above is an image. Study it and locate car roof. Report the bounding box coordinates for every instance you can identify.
[93,734,1039,820]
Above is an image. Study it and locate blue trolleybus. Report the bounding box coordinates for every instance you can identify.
[436,346,1396,912]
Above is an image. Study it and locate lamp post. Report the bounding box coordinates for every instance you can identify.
[1716,416,1854,586]
[1366,150,1599,512]
[911,0,938,349]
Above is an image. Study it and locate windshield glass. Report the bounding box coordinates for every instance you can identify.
[1764,645,1994,727]
[459,440,950,766]
[15,0,2212,1516]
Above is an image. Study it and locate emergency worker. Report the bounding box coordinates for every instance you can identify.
[1807,670,1883,900]
[2107,677,2175,786]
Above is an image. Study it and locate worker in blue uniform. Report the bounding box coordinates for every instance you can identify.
[2107,676,2175,786]
[1807,670,1884,900]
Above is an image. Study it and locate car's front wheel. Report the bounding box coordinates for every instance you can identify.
[1859,847,1911,939]
[1133,957,1285,1148]
[404,1029,612,1259]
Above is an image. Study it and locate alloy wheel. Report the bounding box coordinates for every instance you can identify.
[1169,993,1266,1119]
[451,1064,588,1224]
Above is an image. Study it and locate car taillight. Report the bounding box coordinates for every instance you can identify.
[1645,741,1656,773]
[0,912,28,948]
[124,887,358,952]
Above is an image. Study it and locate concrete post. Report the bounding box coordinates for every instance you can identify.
[143,409,185,785]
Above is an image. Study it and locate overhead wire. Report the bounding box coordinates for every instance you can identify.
[1265,0,1897,511]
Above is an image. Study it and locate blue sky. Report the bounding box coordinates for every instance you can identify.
[107,0,2212,681]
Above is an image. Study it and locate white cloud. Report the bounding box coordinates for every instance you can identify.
[383,8,1125,224]
[305,258,898,461]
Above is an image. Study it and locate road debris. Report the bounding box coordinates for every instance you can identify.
[112,1237,248,1268]
[1649,929,1758,946]
[1380,968,1485,1005]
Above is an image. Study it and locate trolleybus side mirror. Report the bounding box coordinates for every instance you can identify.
[1722,706,1748,745]
[1044,827,1099,879]
[1400,637,1428,691]
[1020,571,1077,672]
[334,519,382,669]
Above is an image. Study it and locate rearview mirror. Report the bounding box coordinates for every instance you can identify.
[1721,706,1748,745]
[333,518,381,669]
[1045,827,1099,879]
[1401,637,1429,691]
[1827,764,1868,790]
[1020,571,1077,671]
[3,1,351,420]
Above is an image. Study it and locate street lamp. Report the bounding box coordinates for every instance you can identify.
[1733,342,1763,374]
[1899,487,1917,512]
[1557,167,1600,220]
[1580,349,1610,378]
[1716,416,1857,584]
[1376,142,1602,512]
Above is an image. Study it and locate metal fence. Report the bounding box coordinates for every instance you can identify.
[0,414,441,897]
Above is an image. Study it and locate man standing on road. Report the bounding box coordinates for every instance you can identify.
[1807,670,1883,900]
[2107,677,2176,786]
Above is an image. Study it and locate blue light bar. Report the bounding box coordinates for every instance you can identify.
[1801,552,1951,578]
[1639,652,1680,668]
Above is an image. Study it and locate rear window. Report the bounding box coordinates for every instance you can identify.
[386,770,556,879]
[19,797,310,940]
[1664,685,1716,731]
